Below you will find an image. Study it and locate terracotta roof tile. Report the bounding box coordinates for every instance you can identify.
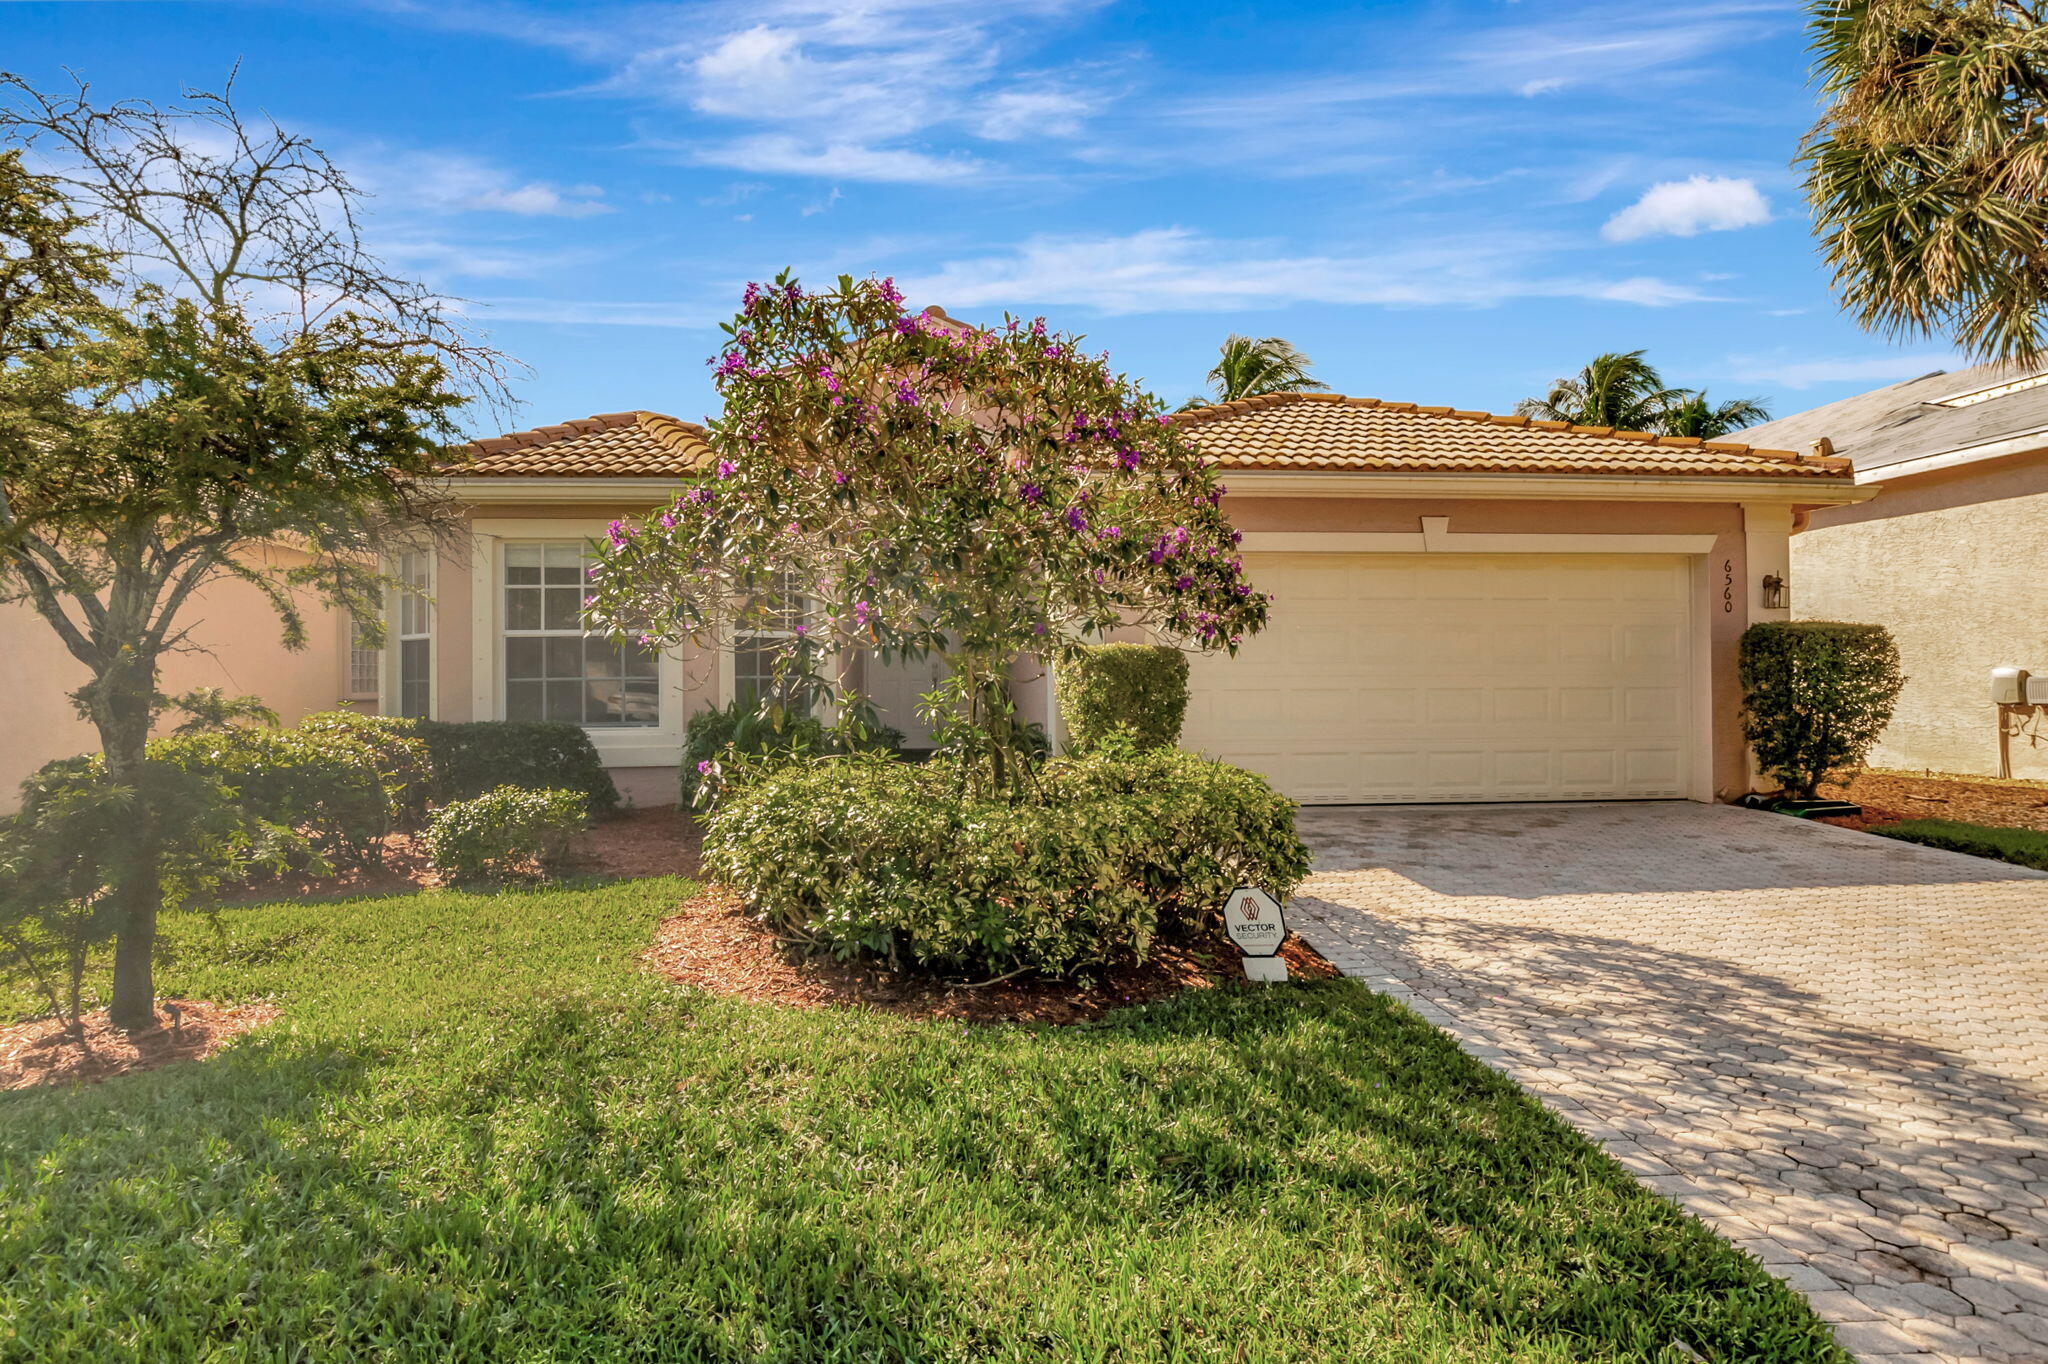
[1174,393,1853,480]
[444,411,715,478]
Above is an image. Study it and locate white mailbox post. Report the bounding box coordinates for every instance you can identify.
[1223,885,1290,982]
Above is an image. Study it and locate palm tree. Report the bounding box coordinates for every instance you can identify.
[1188,335,1330,407]
[1803,1,2048,364]
[1659,391,1772,440]
[1515,351,1685,431]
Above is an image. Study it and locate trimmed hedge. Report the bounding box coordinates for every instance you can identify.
[414,720,619,813]
[1870,818,2048,872]
[704,746,1309,977]
[1739,621,1904,799]
[296,711,436,827]
[148,728,389,863]
[1056,643,1191,752]
[424,786,588,882]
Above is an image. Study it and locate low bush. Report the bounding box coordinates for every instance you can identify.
[295,711,435,827]
[1739,621,1904,799]
[1870,818,2048,872]
[1055,643,1191,751]
[414,720,619,814]
[148,728,390,864]
[424,786,588,882]
[704,745,1309,977]
[680,700,901,806]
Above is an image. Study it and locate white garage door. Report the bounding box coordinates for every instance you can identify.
[1181,553,1696,804]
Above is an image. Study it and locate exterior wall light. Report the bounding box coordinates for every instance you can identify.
[1760,573,1787,611]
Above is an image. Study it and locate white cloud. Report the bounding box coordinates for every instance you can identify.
[1724,352,1964,390]
[471,296,712,328]
[1602,175,1770,242]
[682,133,985,183]
[976,86,1097,140]
[359,149,611,218]
[896,227,1719,314]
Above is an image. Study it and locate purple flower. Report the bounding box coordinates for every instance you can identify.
[893,379,919,405]
[832,470,849,486]
[878,277,905,306]
[818,365,840,393]
[659,513,676,528]
[1020,483,1045,505]
[698,759,714,775]
[1064,505,1088,533]
[717,460,736,478]
[794,623,809,638]
[1097,525,1123,541]
[742,282,761,309]
[1174,575,1194,592]
[1116,449,1140,471]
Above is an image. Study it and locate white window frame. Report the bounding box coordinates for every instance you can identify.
[381,549,435,719]
[498,540,661,732]
[345,614,381,702]
[468,519,691,770]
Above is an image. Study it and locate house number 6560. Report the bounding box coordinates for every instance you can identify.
[1721,559,1735,613]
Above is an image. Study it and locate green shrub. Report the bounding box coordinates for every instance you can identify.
[680,700,902,806]
[296,711,435,827]
[148,728,390,863]
[1869,818,2048,871]
[704,745,1309,977]
[1056,643,1191,751]
[424,786,588,882]
[1739,621,1904,799]
[414,720,619,813]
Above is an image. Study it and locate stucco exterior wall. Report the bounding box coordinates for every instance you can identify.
[0,555,356,812]
[1794,451,2048,780]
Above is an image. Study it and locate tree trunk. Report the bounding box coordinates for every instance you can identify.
[89,651,161,1032]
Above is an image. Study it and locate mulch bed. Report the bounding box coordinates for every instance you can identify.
[0,999,280,1091]
[1817,770,2048,834]
[646,887,1338,1025]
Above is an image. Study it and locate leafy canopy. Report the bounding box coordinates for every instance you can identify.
[1188,334,1330,407]
[588,273,1267,792]
[1803,1,2048,364]
[1516,350,1769,437]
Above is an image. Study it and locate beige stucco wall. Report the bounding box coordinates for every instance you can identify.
[0,551,358,812]
[1794,451,2048,780]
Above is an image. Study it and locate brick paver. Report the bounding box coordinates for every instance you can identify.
[1289,802,2048,1364]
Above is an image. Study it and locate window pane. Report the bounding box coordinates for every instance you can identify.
[505,637,544,680]
[505,588,541,631]
[544,542,584,582]
[505,545,542,584]
[585,680,623,725]
[622,679,659,725]
[545,635,583,679]
[544,587,582,631]
[623,641,658,679]
[546,681,584,723]
[399,640,430,718]
[505,680,544,721]
[581,637,621,679]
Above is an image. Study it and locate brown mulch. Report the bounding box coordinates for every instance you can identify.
[645,887,1338,1025]
[1818,770,2048,834]
[0,998,280,1091]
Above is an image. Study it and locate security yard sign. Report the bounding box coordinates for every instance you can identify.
[1223,885,1290,982]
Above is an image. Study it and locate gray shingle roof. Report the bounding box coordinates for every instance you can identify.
[1739,362,2048,475]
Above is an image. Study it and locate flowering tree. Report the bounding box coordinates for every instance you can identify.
[588,272,1267,797]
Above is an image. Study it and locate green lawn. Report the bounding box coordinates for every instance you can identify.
[0,878,1845,1362]
[1871,817,2048,871]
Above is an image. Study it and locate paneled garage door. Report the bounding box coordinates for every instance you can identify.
[1180,553,1696,804]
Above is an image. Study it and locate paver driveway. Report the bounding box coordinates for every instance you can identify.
[1288,802,2048,1364]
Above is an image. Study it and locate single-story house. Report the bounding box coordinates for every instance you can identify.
[1741,362,2048,781]
[0,379,1869,809]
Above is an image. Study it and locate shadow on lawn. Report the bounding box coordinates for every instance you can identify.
[0,981,1849,1361]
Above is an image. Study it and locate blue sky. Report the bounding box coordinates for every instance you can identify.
[8,0,1964,438]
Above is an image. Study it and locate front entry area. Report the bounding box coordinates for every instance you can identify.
[1180,552,1698,804]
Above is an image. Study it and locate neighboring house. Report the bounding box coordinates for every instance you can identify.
[0,374,1869,809]
[1742,363,2048,781]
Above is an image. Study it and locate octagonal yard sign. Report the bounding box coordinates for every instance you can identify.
[1223,885,1287,957]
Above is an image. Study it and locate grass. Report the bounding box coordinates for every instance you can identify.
[0,877,1846,1363]
[1870,817,2048,871]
